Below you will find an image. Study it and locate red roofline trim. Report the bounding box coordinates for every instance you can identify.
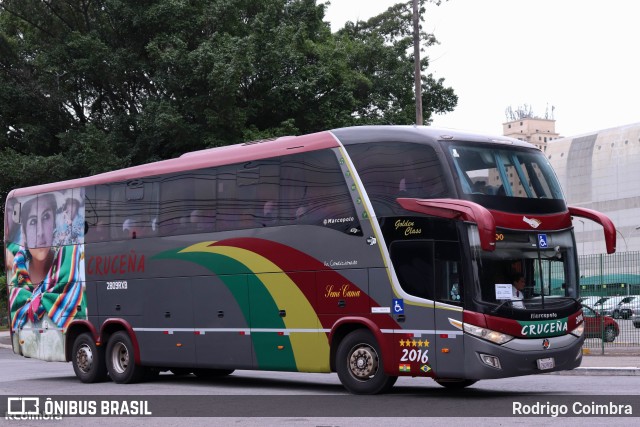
[9,131,338,198]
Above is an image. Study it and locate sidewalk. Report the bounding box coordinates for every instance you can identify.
[561,347,640,376]
[1,330,638,375]
[0,329,12,350]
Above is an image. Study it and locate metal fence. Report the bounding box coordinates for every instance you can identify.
[578,251,640,353]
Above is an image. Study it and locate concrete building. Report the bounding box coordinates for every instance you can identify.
[544,122,640,255]
[502,117,561,152]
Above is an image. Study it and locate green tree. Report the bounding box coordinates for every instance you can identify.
[0,0,457,201]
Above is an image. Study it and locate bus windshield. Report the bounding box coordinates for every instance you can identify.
[467,227,578,310]
[448,144,564,200]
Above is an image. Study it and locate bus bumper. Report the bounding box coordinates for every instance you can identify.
[461,334,584,379]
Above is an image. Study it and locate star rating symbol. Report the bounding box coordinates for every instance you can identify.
[398,338,431,347]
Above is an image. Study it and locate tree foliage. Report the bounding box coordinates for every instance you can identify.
[0,0,457,201]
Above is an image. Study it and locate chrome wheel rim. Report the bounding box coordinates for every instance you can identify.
[605,328,615,342]
[75,343,93,374]
[348,344,379,380]
[111,342,129,374]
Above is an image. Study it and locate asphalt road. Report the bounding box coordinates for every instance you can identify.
[1,346,638,425]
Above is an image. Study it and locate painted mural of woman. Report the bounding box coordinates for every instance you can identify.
[7,191,86,361]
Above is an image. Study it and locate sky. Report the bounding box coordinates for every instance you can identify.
[324,0,640,137]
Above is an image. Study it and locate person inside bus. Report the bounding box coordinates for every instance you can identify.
[450,274,461,301]
[294,186,327,224]
[260,200,278,227]
[398,175,421,198]
[511,273,526,308]
[472,180,487,194]
[122,218,140,239]
[189,209,215,232]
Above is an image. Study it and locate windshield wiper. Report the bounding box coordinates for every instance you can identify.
[492,300,516,313]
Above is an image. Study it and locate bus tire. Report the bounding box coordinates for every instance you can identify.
[336,329,397,395]
[434,379,477,389]
[71,332,108,383]
[106,331,145,384]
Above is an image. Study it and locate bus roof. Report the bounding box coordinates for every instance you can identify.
[332,125,533,148]
[7,125,532,198]
[8,131,337,198]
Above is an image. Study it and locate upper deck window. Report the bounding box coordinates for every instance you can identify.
[448,144,564,200]
[346,142,450,217]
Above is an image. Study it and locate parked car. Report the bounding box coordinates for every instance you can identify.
[578,296,601,308]
[591,296,610,309]
[582,305,620,342]
[613,295,640,319]
[632,313,640,329]
[593,296,626,317]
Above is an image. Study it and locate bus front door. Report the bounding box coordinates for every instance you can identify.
[432,241,465,379]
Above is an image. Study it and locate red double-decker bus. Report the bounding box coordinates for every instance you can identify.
[5,126,615,394]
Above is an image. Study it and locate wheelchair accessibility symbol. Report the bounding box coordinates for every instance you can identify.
[538,233,548,248]
[393,299,404,314]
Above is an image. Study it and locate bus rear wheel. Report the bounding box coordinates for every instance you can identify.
[336,330,397,395]
[434,379,477,389]
[72,332,108,383]
[106,331,145,384]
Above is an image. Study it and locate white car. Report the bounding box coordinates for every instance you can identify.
[613,295,640,319]
[578,296,601,307]
[594,296,626,316]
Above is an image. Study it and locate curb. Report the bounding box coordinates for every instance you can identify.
[0,330,11,349]
[552,367,640,376]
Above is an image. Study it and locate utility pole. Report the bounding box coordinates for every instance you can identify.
[412,0,423,125]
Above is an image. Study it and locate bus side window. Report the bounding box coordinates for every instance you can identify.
[189,209,215,232]
[346,141,449,217]
[434,242,463,306]
[280,150,359,234]
[159,170,216,236]
[390,240,435,300]
[85,185,111,243]
[109,179,159,240]
[218,164,260,231]
[255,160,280,228]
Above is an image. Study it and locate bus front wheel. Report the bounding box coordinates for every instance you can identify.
[336,330,397,395]
[71,332,108,383]
[106,331,145,384]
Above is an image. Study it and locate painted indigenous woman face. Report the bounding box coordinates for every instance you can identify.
[24,196,55,261]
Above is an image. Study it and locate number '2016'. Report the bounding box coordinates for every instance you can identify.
[400,348,429,364]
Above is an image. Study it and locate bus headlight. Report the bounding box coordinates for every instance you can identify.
[463,323,513,345]
[570,323,584,338]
